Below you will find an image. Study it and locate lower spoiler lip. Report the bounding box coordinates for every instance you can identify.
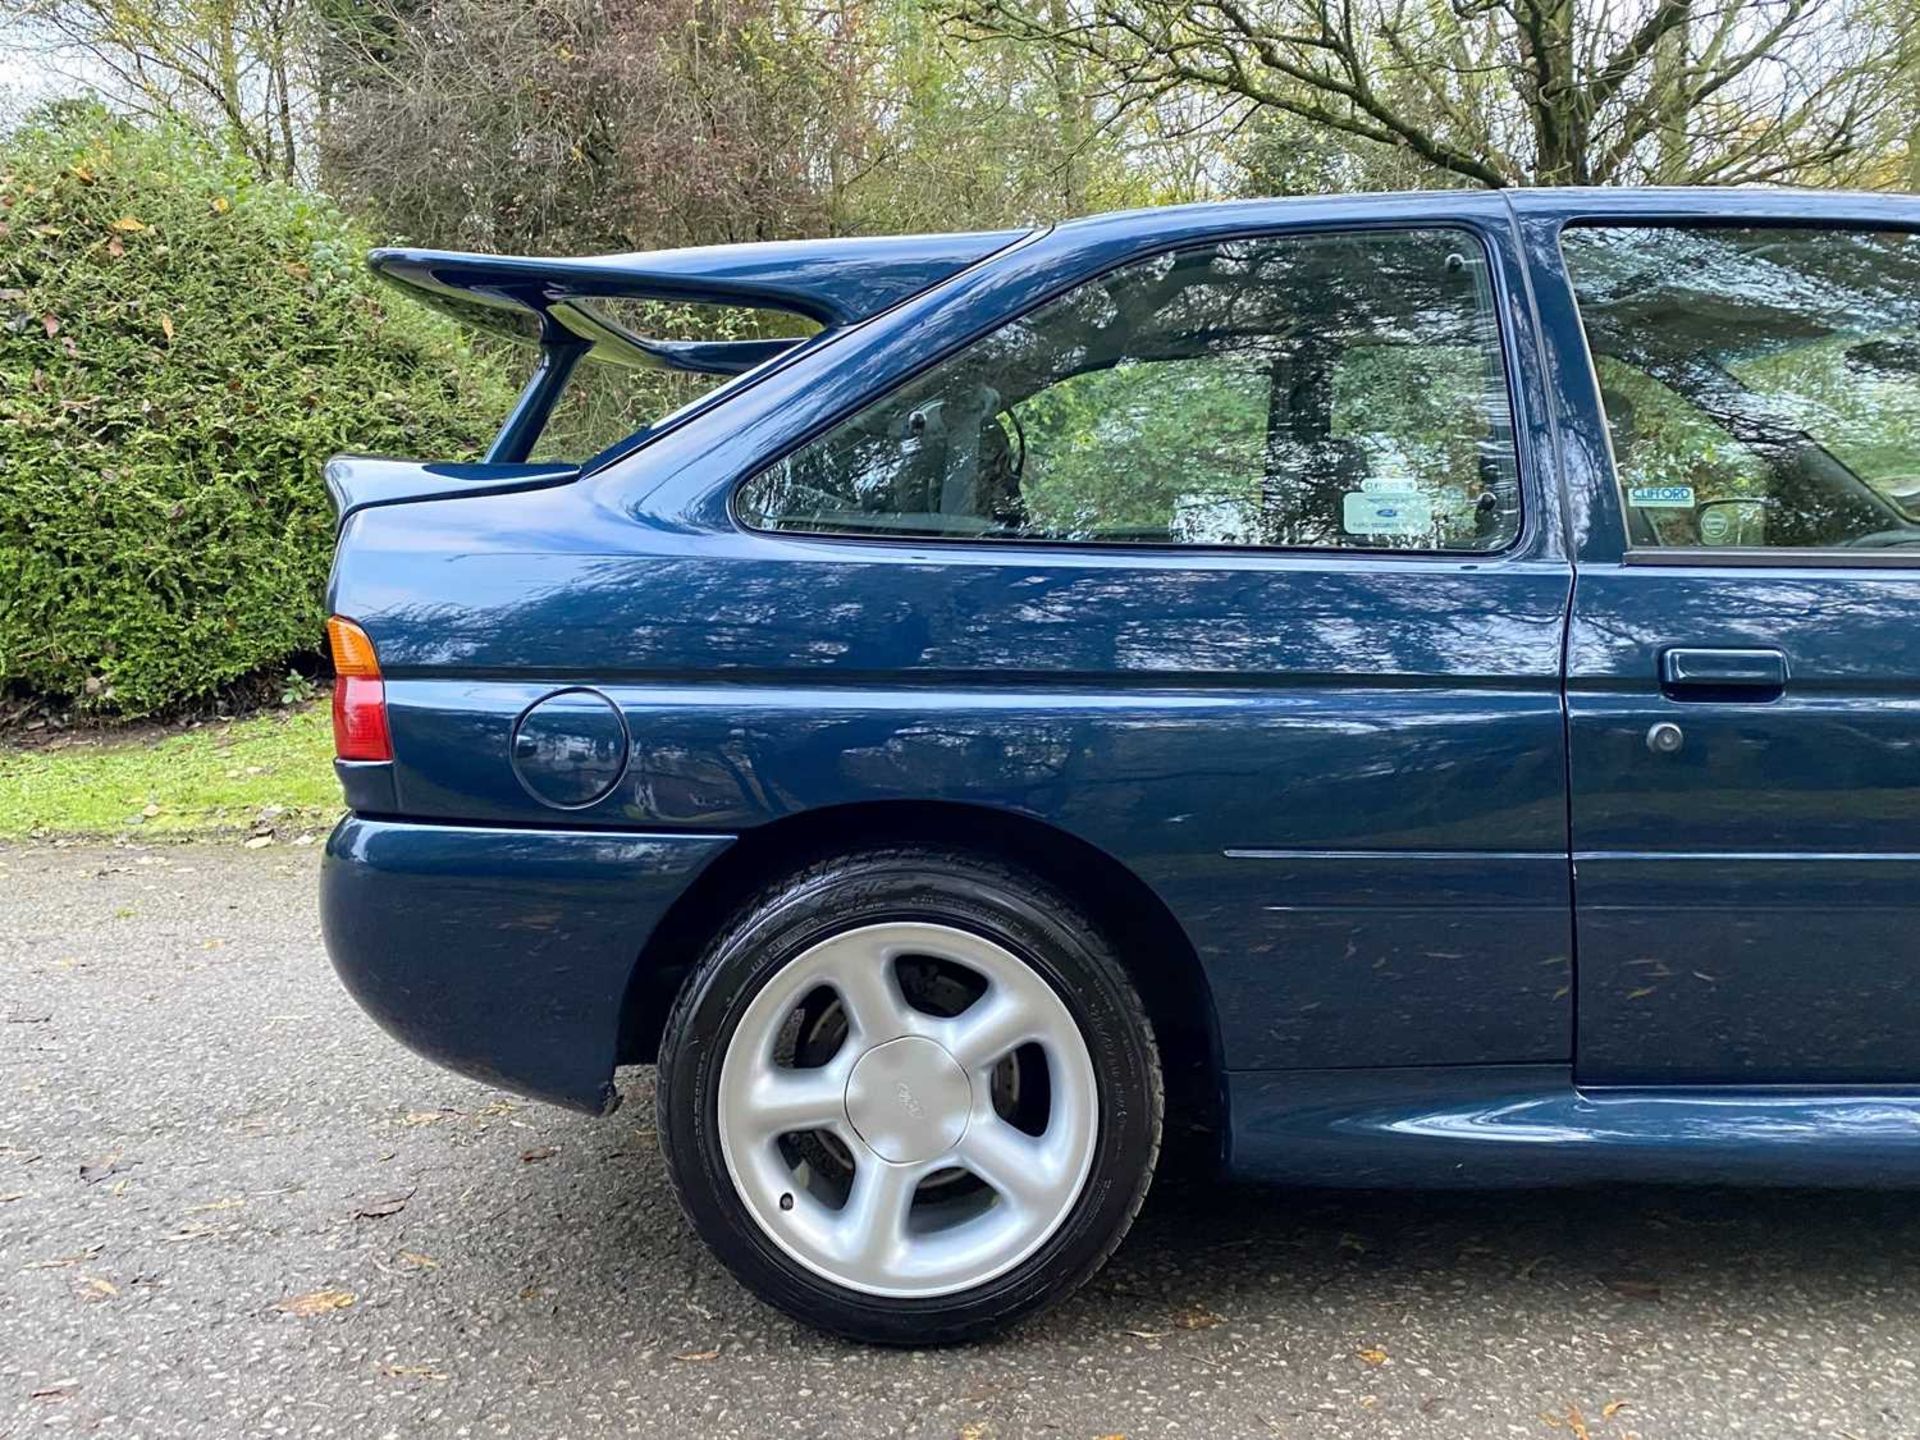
[324,455,580,525]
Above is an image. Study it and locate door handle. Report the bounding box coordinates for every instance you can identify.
[1659,647,1788,700]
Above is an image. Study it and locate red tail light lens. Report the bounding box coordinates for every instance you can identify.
[331,675,392,762]
[327,617,393,763]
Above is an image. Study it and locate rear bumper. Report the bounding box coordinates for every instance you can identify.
[320,816,733,1113]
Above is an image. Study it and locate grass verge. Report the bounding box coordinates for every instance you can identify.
[0,702,340,841]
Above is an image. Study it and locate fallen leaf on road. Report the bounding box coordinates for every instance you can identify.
[520,1146,557,1163]
[79,1275,117,1300]
[1122,1327,1166,1339]
[1173,1305,1224,1330]
[0,1192,23,1202]
[1602,1400,1629,1420]
[354,1190,413,1220]
[30,1383,75,1400]
[1355,1346,1389,1366]
[378,1362,449,1380]
[397,1251,438,1269]
[79,1157,130,1184]
[674,1348,721,1362]
[278,1288,355,1317]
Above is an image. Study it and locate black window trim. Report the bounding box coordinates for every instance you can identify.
[728,221,1533,562]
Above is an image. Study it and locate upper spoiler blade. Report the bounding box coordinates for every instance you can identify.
[368,229,1029,464]
[368,230,1029,369]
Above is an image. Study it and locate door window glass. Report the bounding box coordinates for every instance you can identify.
[738,229,1522,552]
[1563,225,1920,551]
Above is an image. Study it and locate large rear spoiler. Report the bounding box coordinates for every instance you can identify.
[368,231,1027,462]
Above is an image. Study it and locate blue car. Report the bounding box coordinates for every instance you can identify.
[320,188,1920,1343]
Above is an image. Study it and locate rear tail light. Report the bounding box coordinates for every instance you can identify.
[326,616,392,762]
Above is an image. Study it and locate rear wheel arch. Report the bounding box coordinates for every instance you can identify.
[618,800,1224,1166]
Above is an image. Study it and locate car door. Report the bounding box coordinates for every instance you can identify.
[1521,201,1920,1084]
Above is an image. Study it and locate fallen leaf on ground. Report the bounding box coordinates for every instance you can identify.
[1602,1400,1629,1420]
[520,1145,558,1163]
[79,1157,130,1184]
[278,1288,355,1317]
[397,1251,438,1269]
[30,1383,75,1400]
[1355,1346,1388,1366]
[1173,1306,1224,1330]
[109,216,145,231]
[354,1190,413,1220]
[79,1275,117,1300]
[1122,1327,1166,1339]
[674,1348,721,1362]
[378,1362,449,1380]
[0,1192,23,1202]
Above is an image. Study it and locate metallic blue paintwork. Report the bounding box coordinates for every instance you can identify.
[320,187,1920,1180]
[369,231,1027,348]
[1229,1068,1920,1186]
[325,456,580,522]
[321,817,732,1111]
[1514,190,1920,1089]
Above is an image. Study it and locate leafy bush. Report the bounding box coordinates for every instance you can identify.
[0,104,514,717]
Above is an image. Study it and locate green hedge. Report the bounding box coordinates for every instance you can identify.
[0,105,513,717]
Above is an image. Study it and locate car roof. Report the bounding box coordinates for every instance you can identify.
[1040,186,1920,240]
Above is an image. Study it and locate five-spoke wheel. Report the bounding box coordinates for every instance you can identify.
[717,921,1098,1297]
[658,847,1162,1344]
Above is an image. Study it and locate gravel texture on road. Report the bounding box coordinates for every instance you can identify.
[3,842,1917,1439]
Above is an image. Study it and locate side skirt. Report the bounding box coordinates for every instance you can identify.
[1228,1066,1920,1187]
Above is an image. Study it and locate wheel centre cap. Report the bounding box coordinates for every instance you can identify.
[843,1036,971,1164]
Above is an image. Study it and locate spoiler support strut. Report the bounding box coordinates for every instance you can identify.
[487,335,589,464]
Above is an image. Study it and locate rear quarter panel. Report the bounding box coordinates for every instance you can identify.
[330,195,1576,1075]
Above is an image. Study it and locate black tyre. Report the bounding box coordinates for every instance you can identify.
[656,845,1162,1344]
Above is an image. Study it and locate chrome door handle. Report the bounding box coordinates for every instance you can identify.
[1659,647,1788,699]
